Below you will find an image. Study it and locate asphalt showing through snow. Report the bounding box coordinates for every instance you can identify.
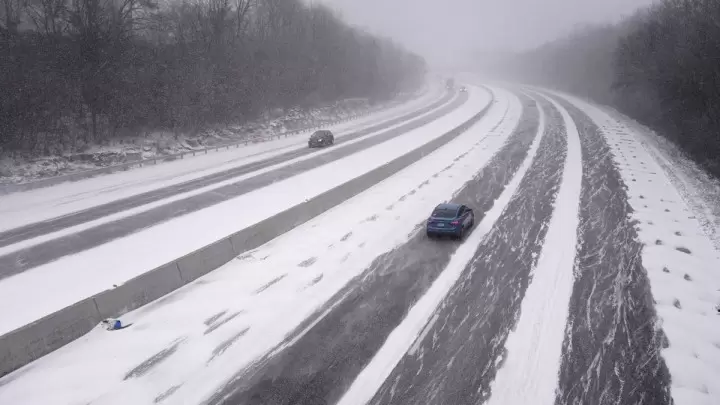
[207,93,540,405]
[0,93,466,278]
[552,96,672,405]
[366,95,566,405]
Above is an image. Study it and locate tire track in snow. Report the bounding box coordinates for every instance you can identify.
[483,92,582,405]
[364,95,566,405]
[204,92,535,405]
[552,97,672,405]
[335,93,544,405]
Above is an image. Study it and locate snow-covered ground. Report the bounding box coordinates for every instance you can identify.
[0,83,446,234]
[0,86,489,338]
[0,87,428,186]
[602,107,720,251]
[558,91,720,405]
[0,87,516,405]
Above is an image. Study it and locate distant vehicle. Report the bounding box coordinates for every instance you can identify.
[460,86,468,92]
[308,130,334,148]
[445,78,455,90]
[426,203,475,239]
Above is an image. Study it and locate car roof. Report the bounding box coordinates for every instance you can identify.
[435,203,461,210]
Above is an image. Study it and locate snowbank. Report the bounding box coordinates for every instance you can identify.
[0,90,425,186]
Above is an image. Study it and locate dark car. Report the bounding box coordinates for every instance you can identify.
[426,203,474,239]
[309,130,334,148]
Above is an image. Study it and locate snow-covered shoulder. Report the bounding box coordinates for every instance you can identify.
[600,106,720,251]
[557,92,720,405]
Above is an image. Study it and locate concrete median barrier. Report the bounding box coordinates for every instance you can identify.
[0,297,102,377]
[0,85,493,378]
[93,262,184,320]
[177,238,235,283]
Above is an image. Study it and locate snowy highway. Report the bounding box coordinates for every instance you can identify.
[0,83,719,405]
[0,84,485,337]
[0,88,460,276]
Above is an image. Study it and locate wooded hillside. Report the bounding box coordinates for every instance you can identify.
[0,0,426,155]
[480,0,720,177]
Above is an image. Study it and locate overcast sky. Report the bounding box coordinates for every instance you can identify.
[317,0,656,66]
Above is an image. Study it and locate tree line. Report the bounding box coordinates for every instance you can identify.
[480,0,720,178]
[0,0,426,155]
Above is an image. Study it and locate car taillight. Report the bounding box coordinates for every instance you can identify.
[451,220,459,225]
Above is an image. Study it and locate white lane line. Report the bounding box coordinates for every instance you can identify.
[408,313,438,356]
[336,91,546,405]
[485,91,582,405]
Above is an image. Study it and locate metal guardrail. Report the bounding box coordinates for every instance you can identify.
[0,91,428,195]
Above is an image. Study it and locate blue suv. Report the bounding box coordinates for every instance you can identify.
[426,203,475,239]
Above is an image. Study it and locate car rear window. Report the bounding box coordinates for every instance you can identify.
[432,207,457,218]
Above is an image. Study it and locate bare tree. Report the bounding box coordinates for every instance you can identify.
[0,0,24,36]
[0,0,426,156]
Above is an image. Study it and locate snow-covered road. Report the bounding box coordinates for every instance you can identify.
[0,85,447,234]
[1,84,719,405]
[0,87,487,337]
[0,92,467,276]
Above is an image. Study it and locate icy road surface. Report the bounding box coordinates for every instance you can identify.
[0,86,719,405]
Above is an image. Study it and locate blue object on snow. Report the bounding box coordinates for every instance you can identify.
[102,318,128,330]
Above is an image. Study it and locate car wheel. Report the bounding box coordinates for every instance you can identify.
[469,214,474,228]
[457,227,465,240]
[427,231,434,239]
